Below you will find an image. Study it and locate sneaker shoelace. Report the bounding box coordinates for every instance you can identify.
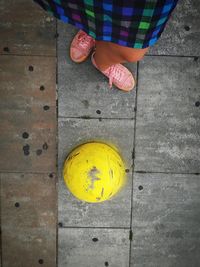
[77,32,94,52]
[106,64,125,88]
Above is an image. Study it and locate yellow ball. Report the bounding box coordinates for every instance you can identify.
[63,141,127,203]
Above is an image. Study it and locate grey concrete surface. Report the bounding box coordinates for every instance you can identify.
[0,1,57,266]
[58,118,134,227]
[58,228,130,267]
[149,0,200,56]
[131,172,200,267]
[1,173,57,267]
[58,118,134,170]
[135,56,200,173]
[58,22,137,119]
[0,0,56,56]
[0,55,57,173]
[1,0,200,266]
[57,2,200,265]
[58,174,132,228]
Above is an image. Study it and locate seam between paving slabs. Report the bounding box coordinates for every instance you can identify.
[58,117,135,122]
[128,61,139,267]
[135,171,200,175]
[58,116,135,120]
[1,53,56,58]
[147,54,199,58]
[55,18,59,267]
[58,226,130,229]
[0,170,199,176]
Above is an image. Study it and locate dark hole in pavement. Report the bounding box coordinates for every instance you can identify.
[96,110,101,114]
[138,185,143,191]
[38,259,44,264]
[43,105,50,111]
[184,25,190,31]
[36,149,42,156]
[28,65,34,71]
[43,143,48,150]
[92,237,98,242]
[40,85,45,91]
[23,145,30,156]
[15,202,20,208]
[3,47,10,52]
[22,132,29,139]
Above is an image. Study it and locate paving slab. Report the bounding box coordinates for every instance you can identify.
[0,55,56,173]
[57,22,137,119]
[149,0,200,56]
[58,118,134,227]
[58,228,130,267]
[135,56,200,173]
[0,0,56,56]
[1,172,57,267]
[131,172,200,267]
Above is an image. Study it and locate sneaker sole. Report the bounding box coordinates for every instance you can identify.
[70,50,89,63]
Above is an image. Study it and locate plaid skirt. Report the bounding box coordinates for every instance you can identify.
[34,0,179,48]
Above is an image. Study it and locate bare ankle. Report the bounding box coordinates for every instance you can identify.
[93,53,111,71]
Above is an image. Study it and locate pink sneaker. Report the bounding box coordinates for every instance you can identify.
[91,52,135,92]
[70,30,95,63]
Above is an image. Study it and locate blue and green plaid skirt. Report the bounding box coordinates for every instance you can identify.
[34,0,179,48]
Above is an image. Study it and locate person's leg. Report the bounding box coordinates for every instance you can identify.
[94,40,149,71]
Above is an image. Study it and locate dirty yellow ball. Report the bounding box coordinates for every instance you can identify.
[63,141,127,203]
